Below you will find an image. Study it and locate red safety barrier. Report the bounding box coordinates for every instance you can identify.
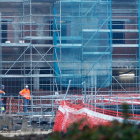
[53,101,140,132]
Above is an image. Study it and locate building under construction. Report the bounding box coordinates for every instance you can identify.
[0,0,139,131]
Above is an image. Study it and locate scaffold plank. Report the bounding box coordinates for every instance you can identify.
[61,0,108,3]
[58,36,82,40]
[1,61,60,63]
[0,0,59,2]
[1,74,55,78]
[83,52,111,55]
[59,44,82,48]
[1,43,30,47]
[0,0,23,2]
[33,44,61,47]
[23,36,53,40]
[83,29,139,33]
[61,74,82,77]
[113,44,139,47]
[1,44,137,48]
[59,44,139,48]
[32,0,58,2]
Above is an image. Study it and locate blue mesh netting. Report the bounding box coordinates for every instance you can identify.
[54,0,112,88]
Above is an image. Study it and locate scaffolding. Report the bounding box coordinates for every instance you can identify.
[0,0,62,120]
[0,0,139,129]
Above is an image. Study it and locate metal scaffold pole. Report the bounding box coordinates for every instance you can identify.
[0,12,2,85]
[138,0,140,94]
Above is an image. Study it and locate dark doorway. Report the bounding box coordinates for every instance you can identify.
[2,21,7,43]
[112,21,125,44]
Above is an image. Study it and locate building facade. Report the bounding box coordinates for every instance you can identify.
[0,0,139,97]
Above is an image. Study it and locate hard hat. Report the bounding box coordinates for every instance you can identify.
[1,85,4,88]
[25,85,28,88]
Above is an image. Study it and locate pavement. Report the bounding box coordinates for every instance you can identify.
[0,129,52,137]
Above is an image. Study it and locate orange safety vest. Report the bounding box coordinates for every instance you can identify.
[0,90,4,100]
[19,89,31,100]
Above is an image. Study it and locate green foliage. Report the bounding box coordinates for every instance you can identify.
[122,103,130,120]
[47,104,140,140]
[47,120,140,140]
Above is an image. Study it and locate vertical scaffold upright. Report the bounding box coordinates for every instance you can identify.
[139,0,140,92]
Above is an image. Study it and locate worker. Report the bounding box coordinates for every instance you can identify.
[19,85,31,113]
[0,85,5,113]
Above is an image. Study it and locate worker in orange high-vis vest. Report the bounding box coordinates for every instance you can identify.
[0,85,5,113]
[19,85,31,113]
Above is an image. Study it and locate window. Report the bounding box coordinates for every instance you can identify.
[2,21,7,43]
[112,21,125,44]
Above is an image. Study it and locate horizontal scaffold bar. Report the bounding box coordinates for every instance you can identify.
[0,0,59,3]
[83,52,111,55]
[0,43,138,48]
[0,0,23,2]
[0,43,61,48]
[83,29,139,33]
[0,61,60,63]
[58,44,82,48]
[33,44,61,47]
[57,36,82,40]
[23,36,53,40]
[1,74,56,78]
[0,43,30,47]
[61,0,110,3]
[113,44,139,47]
[61,74,82,77]
[59,44,139,48]
[32,0,59,3]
